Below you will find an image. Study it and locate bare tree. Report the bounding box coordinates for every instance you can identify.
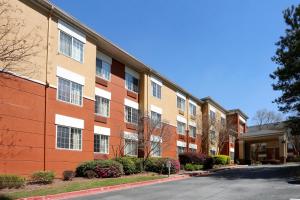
[0,0,42,77]
[252,109,283,129]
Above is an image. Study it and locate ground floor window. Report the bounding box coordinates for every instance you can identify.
[189,148,196,153]
[151,141,161,157]
[210,149,216,156]
[177,146,186,155]
[94,134,109,154]
[56,125,82,150]
[124,139,138,156]
[230,152,234,161]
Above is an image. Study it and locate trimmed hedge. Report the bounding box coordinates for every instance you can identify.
[76,160,124,178]
[145,158,180,174]
[0,174,25,189]
[179,152,207,165]
[203,156,214,170]
[115,157,137,175]
[184,163,203,171]
[213,155,230,165]
[31,171,55,184]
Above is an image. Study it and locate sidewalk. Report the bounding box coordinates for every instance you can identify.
[19,175,189,200]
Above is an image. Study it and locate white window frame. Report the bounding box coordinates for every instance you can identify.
[189,125,197,138]
[55,125,82,151]
[96,58,111,81]
[151,81,161,99]
[125,106,139,125]
[189,102,197,116]
[177,96,186,112]
[95,96,110,117]
[177,121,186,135]
[94,134,109,154]
[57,77,83,107]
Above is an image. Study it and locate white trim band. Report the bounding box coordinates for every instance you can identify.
[221,113,226,119]
[55,114,84,129]
[177,115,187,124]
[95,88,111,100]
[189,121,196,127]
[151,135,162,143]
[124,131,138,141]
[57,66,85,85]
[124,98,139,109]
[97,51,112,64]
[189,99,197,107]
[239,116,246,123]
[150,105,162,114]
[125,66,140,79]
[209,105,216,113]
[94,126,110,136]
[150,76,163,86]
[176,92,186,100]
[177,140,187,147]
[189,143,197,149]
[230,147,235,152]
[58,20,86,43]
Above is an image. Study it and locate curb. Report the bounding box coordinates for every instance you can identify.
[19,175,189,200]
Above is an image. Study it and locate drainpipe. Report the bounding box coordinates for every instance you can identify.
[186,97,189,152]
[43,5,54,171]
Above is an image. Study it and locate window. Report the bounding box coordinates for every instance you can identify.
[58,77,83,106]
[151,81,161,99]
[210,130,216,144]
[125,73,139,93]
[189,103,196,116]
[189,125,196,138]
[96,58,110,81]
[230,152,234,161]
[124,139,138,156]
[56,125,82,150]
[151,141,161,157]
[94,134,109,154]
[210,149,216,156]
[151,111,161,128]
[189,148,196,153]
[95,96,110,117]
[59,31,84,63]
[221,117,226,126]
[125,106,138,125]
[177,96,185,111]
[177,146,185,155]
[210,110,216,121]
[177,121,186,135]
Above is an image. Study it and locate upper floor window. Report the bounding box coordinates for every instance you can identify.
[56,125,82,150]
[177,96,185,111]
[209,110,216,121]
[221,117,226,126]
[125,73,139,93]
[58,77,83,106]
[125,106,138,125]
[151,81,161,99]
[177,121,186,135]
[189,103,196,116]
[59,31,84,63]
[95,96,110,117]
[96,58,111,81]
[189,125,196,138]
[151,111,162,128]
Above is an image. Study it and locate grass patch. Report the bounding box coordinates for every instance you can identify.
[0,175,166,200]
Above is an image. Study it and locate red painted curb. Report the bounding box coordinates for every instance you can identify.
[19,175,189,200]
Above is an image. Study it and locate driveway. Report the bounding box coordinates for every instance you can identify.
[70,164,300,200]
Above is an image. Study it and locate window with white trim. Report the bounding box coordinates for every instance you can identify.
[151,111,161,128]
[210,110,216,121]
[189,125,196,138]
[124,139,138,156]
[177,96,185,111]
[189,148,196,153]
[221,117,226,126]
[95,96,110,117]
[189,103,196,116]
[96,58,111,81]
[151,81,161,99]
[125,73,139,93]
[58,77,83,106]
[151,141,161,157]
[56,125,82,150]
[210,130,216,144]
[125,106,138,125]
[177,146,185,155]
[94,134,109,154]
[210,149,216,156]
[59,31,84,63]
[177,121,186,135]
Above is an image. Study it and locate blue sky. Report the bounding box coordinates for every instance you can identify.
[51,0,299,125]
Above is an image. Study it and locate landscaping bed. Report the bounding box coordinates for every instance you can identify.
[0,173,165,200]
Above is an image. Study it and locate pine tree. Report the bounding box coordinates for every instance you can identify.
[271,5,300,134]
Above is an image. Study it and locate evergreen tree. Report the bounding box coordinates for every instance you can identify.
[271,5,300,134]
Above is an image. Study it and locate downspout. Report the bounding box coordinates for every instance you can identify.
[43,5,54,171]
[186,97,189,152]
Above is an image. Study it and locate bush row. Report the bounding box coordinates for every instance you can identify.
[184,163,203,171]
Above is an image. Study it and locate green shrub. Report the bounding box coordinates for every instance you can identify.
[0,174,25,189]
[145,158,180,175]
[62,170,75,181]
[76,160,124,178]
[203,156,214,169]
[213,155,230,165]
[85,170,97,179]
[128,157,143,173]
[115,157,136,175]
[31,171,55,184]
[184,163,203,171]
